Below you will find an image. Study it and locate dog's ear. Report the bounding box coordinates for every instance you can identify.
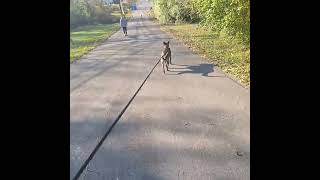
[167,41,170,44]
[163,41,166,45]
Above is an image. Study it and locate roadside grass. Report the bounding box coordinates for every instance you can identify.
[161,24,250,87]
[111,11,122,17]
[70,23,119,62]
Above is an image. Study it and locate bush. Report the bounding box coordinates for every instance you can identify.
[70,0,90,28]
[122,3,131,14]
[152,0,250,45]
[70,0,121,29]
[153,0,199,24]
[193,0,250,44]
[110,4,120,12]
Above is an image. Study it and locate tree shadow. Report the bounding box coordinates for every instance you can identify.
[129,17,150,23]
[70,38,156,92]
[105,37,173,44]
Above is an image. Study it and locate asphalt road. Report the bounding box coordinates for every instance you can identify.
[70,1,250,179]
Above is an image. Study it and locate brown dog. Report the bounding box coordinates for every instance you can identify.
[160,41,172,74]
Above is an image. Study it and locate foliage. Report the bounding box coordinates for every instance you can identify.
[153,0,198,23]
[193,0,250,44]
[153,0,250,44]
[70,0,121,28]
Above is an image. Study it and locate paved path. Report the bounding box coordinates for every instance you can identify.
[70,1,250,180]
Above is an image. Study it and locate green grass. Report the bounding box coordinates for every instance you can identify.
[70,23,120,62]
[111,11,122,17]
[161,24,250,87]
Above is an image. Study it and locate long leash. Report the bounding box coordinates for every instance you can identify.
[72,56,163,180]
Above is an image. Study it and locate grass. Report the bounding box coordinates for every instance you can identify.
[111,11,122,17]
[70,23,120,62]
[161,24,250,87]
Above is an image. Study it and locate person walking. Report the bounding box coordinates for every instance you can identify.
[120,15,128,36]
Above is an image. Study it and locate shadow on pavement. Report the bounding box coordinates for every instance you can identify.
[70,104,249,179]
[167,63,225,77]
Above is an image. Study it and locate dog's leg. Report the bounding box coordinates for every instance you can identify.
[161,60,165,74]
[166,60,169,71]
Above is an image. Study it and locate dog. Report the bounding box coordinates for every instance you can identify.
[160,41,172,74]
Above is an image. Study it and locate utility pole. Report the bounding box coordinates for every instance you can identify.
[119,0,125,15]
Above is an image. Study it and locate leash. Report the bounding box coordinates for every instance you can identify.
[72,56,162,180]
